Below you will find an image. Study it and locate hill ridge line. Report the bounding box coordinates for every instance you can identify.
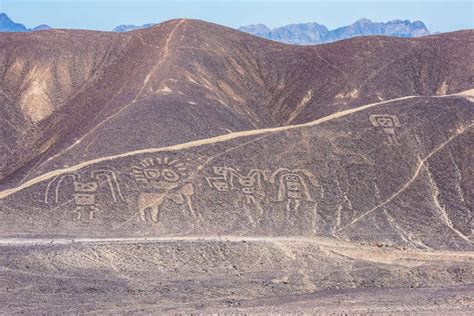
[0,92,470,199]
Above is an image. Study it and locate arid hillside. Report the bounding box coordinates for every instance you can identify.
[0,19,473,314]
[1,20,472,185]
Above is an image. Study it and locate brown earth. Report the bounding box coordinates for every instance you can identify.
[1,20,472,185]
[0,19,473,313]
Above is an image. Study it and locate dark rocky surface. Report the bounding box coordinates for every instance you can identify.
[1,240,473,314]
[0,19,473,313]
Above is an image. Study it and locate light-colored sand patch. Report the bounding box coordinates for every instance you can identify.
[186,75,198,85]
[20,80,54,123]
[286,89,313,124]
[436,80,449,96]
[347,88,359,99]
[335,89,359,100]
[156,86,172,94]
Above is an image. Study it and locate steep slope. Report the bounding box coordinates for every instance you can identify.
[0,29,138,183]
[1,20,472,188]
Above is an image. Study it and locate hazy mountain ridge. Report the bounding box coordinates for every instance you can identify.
[0,13,430,45]
[113,23,156,32]
[0,13,51,32]
[240,18,430,44]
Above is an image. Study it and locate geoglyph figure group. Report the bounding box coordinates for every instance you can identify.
[44,156,321,227]
[41,114,402,225]
[206,166,319,223]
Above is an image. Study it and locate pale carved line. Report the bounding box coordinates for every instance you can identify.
[337,122,474,240]
[0,92,470,200]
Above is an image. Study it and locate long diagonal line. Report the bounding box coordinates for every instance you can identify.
[337,122,474,239]
[0,92,471,200]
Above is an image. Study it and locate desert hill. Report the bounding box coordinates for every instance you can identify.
[0,19,473,313]
[1,19,473,187]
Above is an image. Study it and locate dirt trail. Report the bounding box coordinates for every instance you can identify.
[1,235,473,269]
[337,121,474,243]
[0,235,343,246]
[1,235,472,259]
[0,95,415,199]
[0,91,471,200]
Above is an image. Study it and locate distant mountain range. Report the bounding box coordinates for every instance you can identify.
[113,23,156,32]
[1,13,429,45]
[0,13,51,32]
[114,19,430,45]
[239,18,430,44]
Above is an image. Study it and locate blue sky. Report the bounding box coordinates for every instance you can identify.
[1,0,472,32]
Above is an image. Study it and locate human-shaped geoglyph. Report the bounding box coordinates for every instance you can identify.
[270,168,319,215]
[131,156,203,226]
[369,114,401,145]
[45,170,124,221]
[206,166,267,226]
